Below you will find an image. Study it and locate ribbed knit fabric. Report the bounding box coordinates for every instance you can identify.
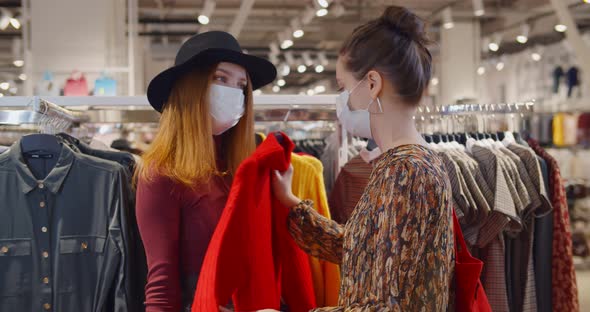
[291,154,341,306]
[192,132,317,312]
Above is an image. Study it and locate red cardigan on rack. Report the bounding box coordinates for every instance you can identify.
[192,132,317,312]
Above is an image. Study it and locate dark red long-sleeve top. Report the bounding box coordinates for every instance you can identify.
[136,139,232,312]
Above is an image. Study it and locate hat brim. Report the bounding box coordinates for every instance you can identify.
[147,48,277,112]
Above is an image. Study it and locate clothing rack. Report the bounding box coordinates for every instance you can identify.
[0,97,87,128]
[0,95,337,123]
[418,101,537,116]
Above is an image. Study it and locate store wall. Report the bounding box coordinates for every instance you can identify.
[440,21,480,105]
[28,0,129,95]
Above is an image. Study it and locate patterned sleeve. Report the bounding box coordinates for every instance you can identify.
[311,159,452,312]
[288,200,344,265]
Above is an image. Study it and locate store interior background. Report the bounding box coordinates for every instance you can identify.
[1,0,590,307]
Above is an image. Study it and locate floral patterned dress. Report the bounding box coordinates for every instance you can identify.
[288,144,454,311]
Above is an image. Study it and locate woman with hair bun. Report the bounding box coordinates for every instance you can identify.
[272,6,454,311]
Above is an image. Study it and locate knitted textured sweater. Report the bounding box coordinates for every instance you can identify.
[193,132,316,312]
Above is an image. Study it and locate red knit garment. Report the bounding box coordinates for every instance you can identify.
[192,132,317,312]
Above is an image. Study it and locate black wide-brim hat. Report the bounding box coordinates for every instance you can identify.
[147,31,277,112]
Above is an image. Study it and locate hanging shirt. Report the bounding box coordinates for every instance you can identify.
[566,67,580,98]
[288,145,454,311]
[57,133,146,312]
[328,155,373,225]
[553,114,566,147]
[553,66,564,94]
[527,138,580,312]
[0,140,131,312]
[578,113,590,148]
[534,156,553,312]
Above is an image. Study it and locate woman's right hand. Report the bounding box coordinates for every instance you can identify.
[271,165,301,208]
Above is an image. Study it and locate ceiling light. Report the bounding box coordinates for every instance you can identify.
[472,0,485,16]
[477,66,486,75]
[554,24,567,33]
[442,7,454,30]
[253,90,262,96]
[496,62,505,71]
[488,33,502,52]
[291,18,304,38]
[277,79,286,87]
[316,9,328,17]
[315,64,325,73]
[307,89,315,96]
[9,17,20,29]
[0,10,11,30]
[293,29,304,38]
[516,24,530,44]
[198,15,210,25]
[280,63,291,76]
[314,85,326,93]
[297,64,307,73]
[198,0,215,25]
[18,73,26,81]
[9,87,17,94]
[316,0,329,8]
[0,93,4,98]
[272,85,280,93]
[280,39,293,49]
[0,82,9,90]
[431,77,439,86]
[531,52,542,61]
[13,60,23,67]
[278,31,293,49]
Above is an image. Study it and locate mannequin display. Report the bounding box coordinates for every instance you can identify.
[135,31,276,312]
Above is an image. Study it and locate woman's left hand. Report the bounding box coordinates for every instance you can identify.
[271,165,301,208]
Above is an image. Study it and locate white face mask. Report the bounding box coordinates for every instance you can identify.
[335,78,382,139]
[209,84,245,135]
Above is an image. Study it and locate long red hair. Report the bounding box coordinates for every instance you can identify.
[137,64,256,187]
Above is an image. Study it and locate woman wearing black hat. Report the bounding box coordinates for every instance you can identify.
[135,31,277,312]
